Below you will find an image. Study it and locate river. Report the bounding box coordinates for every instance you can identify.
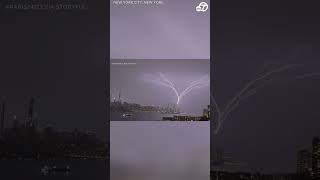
[0,159,108,180]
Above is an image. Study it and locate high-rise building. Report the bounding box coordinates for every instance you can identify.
[312,137,320,178]
[118,89,122,103]
[25,97,35,127]
[202,105,210,118]
[297,149,312,177]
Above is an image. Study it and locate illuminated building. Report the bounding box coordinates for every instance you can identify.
[25,97,36,127]
[297,149,312,177]
[203,105,210,119]
[312,137,320,178]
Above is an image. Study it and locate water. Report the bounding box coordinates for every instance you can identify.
[0,160,108,180]
[111,112,178,121]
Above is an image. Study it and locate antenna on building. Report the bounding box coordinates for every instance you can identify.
[118,89,122,103]
[25,96,36,128]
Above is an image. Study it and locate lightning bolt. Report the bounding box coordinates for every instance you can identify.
[158,73,209,104]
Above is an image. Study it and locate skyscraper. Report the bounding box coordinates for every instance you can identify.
[25,97,35,127]
[312,137,320,178]
[203,105,210,119]
[297,149,312,177]
[118,89,121,103]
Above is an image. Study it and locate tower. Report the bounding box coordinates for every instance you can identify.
[118,89,122,103]
[25,97,35,127]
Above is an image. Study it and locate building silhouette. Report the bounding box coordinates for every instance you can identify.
[312,137,320,178]
[0,97,108,160]
[203,104,210,119]
[297,149,312,177]
[25,97,36,128]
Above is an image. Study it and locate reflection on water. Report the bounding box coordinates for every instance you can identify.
[0,160,108,180]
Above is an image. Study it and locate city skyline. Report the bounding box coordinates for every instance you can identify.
[110,59,210,116]
[0,95,108,141]
[1,0,320,178]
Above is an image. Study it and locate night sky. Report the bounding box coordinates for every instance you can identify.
[2,0,320,175]
[213,0,320,173]
[110,0,210,59]
[0,0,108,140]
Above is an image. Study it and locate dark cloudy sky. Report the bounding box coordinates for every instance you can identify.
[111,59,210,115]
[212,0,320,173]
[111,121,210,180]
[110,0,210,59]
[0,1,108,140]
[2,0,320,175]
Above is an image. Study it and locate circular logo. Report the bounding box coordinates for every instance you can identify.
[196,2,209,12]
